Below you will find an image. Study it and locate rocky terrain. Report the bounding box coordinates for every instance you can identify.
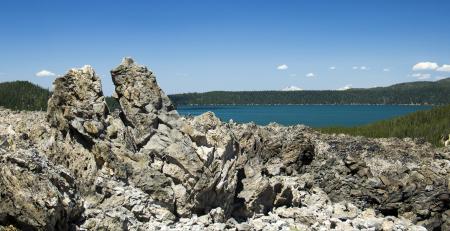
[0,58,449,231]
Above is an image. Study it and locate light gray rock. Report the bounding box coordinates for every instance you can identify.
[1,58,448,230]
[111,57,175,147]
[47,65,108,142]
[109,58,241,217]
[0,149,83,231]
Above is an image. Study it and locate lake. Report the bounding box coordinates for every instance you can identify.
[177,105,433,127]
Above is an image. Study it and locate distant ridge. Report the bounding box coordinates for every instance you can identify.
[0,78,449,111]
[170,78,450,105]
[0,81,50,111]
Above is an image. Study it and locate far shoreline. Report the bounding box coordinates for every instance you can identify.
[176,103,437,107]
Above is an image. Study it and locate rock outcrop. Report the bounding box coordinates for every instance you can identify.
[0,148,82,231]
[0,58,449,230]
[110,58,176,147]
[47,65,108,142]
[109,59,239,217]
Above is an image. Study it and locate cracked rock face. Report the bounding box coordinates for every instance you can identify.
[109,58,240,217]
[111,57,176,148]
[47,65,108,142]
[1,58,449,230]
[0,148,83,231]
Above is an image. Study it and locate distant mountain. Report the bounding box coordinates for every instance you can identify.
[1,78,449,111]
[169,78,450,105]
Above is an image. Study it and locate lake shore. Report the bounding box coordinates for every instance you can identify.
[176,104,433,127]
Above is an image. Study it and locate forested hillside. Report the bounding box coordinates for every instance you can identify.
[1,80,449,146]
[0,81,50,111]
[170,78,450,105]
[1,78,450,111]
[319,104,450,147]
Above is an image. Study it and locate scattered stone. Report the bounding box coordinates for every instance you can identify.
[1,58,448,230]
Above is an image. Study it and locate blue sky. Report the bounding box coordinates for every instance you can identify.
[1,0,450,95]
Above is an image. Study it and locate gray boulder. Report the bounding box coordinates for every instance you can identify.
[47,65,108,143]
[0,149,83,231]
[110,59,239,217]
[110,57,176,148]
[1,58,448,230]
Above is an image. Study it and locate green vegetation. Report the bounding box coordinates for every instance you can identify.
[105,96,120,111]
[319,104,450,147]
[1,80,449,147]
[170,78,450,105]
[1,78,450,111]
[0,81,120,111]
[0,81,50,111]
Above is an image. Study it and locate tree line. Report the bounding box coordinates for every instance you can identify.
[0,81,50,111]
[319,104,450,147]
[1,78,449,111]
[170,78,450,105]
[1,80,448,147]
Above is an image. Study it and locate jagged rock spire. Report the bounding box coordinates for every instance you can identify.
[1,58,448,230]
[111,57,175,147]
[47,65,108,141]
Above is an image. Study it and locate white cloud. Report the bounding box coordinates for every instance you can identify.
[383,68,390,72]
[412,73,431,80]
[412,62,438,71]
[36,70,56,77]
[411,62,450,72]
[277,64,288,70]
[329,66,336,70]
[282,85,303,91]
[352,66,367,70]
[305,72,315,78]
[337,84,352,91]
[437,64,450,72]
[435,76,446,80]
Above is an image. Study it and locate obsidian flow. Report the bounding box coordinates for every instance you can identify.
[0,58,449,230]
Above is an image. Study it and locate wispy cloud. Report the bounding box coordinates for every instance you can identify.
[437,64,450,72]
[412,73,431,80]
[329,66,336,70]
[36,70,56,77]
[337,84,352,91]
[412,62,438,71]
[277,64,288,70]
[383,68,390,72]
[305,72,315,78]
[282,85,303,91]
[352,66,368,70]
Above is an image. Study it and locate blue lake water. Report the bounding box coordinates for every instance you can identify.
[177,105,433,127]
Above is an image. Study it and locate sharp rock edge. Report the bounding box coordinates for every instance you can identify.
[0,58,449,231]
